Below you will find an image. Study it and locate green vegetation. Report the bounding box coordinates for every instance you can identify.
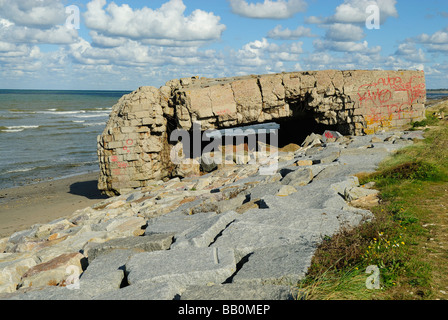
[296,108,448,300]
[411,112,440,128]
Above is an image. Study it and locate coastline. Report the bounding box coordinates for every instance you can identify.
[0,171,108,238]
[0,94,444,240]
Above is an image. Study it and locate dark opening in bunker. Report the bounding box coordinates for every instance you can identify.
[168,100,344,174]
[176,122,280,161]
[276,117,339,148]
[275,97,342,148]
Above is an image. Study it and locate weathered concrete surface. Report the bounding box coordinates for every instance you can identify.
[97,70,426,196]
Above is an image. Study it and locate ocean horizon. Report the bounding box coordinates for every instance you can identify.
[0,89,131,190]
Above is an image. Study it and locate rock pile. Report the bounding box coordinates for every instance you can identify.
[0,129,425,300]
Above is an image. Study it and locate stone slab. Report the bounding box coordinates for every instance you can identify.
[79,249,137,297]
[93,281,181,300]
[281,167,313,187]
[0,286,90,300]
[180,283,294,300]
[19,252,86,289]
[171,211,239,249]
[126,247,237,288]
[231,244,316,286]
[85,233,174,262]
[210,218,316,262]
[144,211,217,236]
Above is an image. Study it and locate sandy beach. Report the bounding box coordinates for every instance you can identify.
[0,172,109,238]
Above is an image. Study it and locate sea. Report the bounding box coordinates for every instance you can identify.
[0,89,131,190]
[427,92,448,100]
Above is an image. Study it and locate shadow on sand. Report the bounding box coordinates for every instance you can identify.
[69,180,109,200]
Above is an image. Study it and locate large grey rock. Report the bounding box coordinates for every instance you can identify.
[301,133,322,147]
[231,244,316,285]
[79,249,136,297]
[401,131,425,140]
[145,211,215,236]
[8,228,37,245]
[0,255,39,294]
[276,185,297,197]
[171,211,239,249]
[313,163,345,181]
[210,217,316,262]
[85,233,174,262]
[93,281,181,300]
[0,286,90,300]
[328,176,360,196]
[126,191,146,202]
[243,181,282,200]
[210,194,372,262]
[126,247,237,288]
[323,195,351,210]
[180,283,294,300]
[343,186,380,202]
[18,252,86,290]
[190,195,246,214]
[318,150,341,164]
[201,152,219,172]
[321,130,343,143]
[309,145,341,164]
[281,167,314,187]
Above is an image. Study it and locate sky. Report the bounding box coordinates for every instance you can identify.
[0,0,447,90]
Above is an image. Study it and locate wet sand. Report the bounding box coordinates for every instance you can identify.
[0,172,109,238]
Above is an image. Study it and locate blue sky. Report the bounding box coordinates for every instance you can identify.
[0,0,447,90]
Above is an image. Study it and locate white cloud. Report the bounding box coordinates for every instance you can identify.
[0,0,79,45]
[0,18,13,28]
[415,30,448,44]
[0,40,43,79]
[302,1,392,58]
[234,38,270,66]
[299,50,389,71]
[90,31,212,48]
[229,0,307,19]
[267,25,315,39]
[414,29,448,52]
[84,0,226,42]
[425,44,448,52]
[382,55,425,72]
[395,43,426,62]
[302,52,346,70]
[306,0,398,25]
[89,31,127,48]
[0,0,66,28]
[68,36,225,70]
[0,0,229,88]
[313,38,380,53]
[4,25,78,44]
[325,23,365,42]
[268,41,303,60]
[409,27,448,52]
[69,38,169,66]
[231,38,303,74]
[0,41,32,57]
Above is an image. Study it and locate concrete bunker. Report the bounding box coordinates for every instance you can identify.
[97,70,426,196]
